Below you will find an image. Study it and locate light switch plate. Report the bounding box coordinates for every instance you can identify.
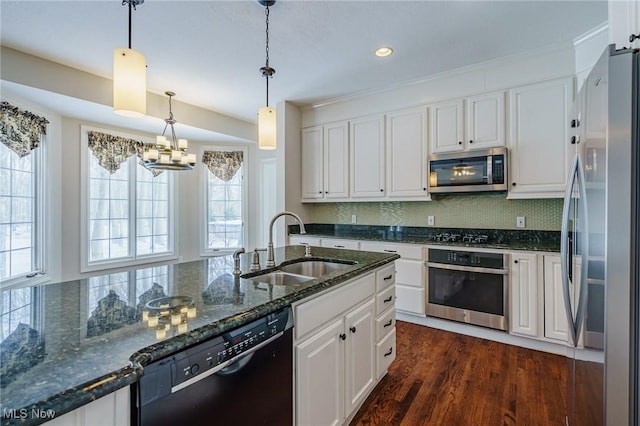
[351,214,357,224]
[516,216,525,228]
[428,216,435,226]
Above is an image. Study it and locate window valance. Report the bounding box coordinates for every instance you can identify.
[0,101,49,157]
[202,151,243,182]
[88,131,142,174]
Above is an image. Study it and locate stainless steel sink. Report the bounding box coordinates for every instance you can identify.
[247,271,314,286]
[279,260,354,278]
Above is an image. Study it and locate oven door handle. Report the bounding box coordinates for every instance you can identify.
[425,261,508,275]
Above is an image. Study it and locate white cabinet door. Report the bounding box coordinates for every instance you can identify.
[344,299,376,416]
[296,319,345,426]
[543,254,569,342]
[386,108,429,198]
[324,121,349,199]
[301,126,324,199]
[466,91,505,150]
[350,115,385,198]
[508,77,573,198]
[509,252,539,337]
[429,99,464,154]
[44,386,130,426]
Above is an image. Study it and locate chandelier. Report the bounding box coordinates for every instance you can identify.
[113,0,146,118]
[142,91,196,171]
[142,296,197,340]
[257,0,277,150]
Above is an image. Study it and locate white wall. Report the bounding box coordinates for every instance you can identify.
[301,42,580,127]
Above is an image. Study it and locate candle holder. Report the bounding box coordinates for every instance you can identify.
[142,296,196,339]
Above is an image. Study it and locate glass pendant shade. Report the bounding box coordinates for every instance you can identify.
[258,106,276,150]
[113,48,147,118]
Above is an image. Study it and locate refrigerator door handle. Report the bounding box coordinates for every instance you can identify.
[573,155,590,345]
[561,154,590,348]
[561,155,579,347]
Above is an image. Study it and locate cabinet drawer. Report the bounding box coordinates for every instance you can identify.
[375,263,396,292]
[295,273,374,340]
[395,285,425,315]
[376,328,396,379]
[395,259,423,288]
[360,242,423,260]
[376,285,395,316]
[376,308,396,341]
[289,236,321,246]
[320,238,360,250]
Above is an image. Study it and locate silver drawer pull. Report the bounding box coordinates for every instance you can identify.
[383,296,393,303]
[384,347,393,357]
[383,319,393,328]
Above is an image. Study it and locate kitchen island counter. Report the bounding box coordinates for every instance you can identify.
[0,246,398,425]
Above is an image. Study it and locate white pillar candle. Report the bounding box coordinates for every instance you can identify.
[187,153,196,164]
[177,322,188,334]
[148,149,158,161]
[148,315,159,328]
[142,310,149,321]
[160,154,170,164]
[171,150,181,162]
[178,138,188,150]
[156,135,167,146]
[171,312,181,326]
[156,327,167,340]
[187,306,197,318]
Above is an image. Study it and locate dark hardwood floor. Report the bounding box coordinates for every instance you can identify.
[351,321,576,426]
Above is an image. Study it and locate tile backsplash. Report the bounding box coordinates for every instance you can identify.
[305,194,563,231]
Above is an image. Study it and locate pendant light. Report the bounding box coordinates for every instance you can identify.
[142,91,196,171]
[113,0,146,118]
[258,0,276,150]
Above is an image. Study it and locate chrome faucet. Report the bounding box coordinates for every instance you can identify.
[232,247,245,277]
[266,211,306,267]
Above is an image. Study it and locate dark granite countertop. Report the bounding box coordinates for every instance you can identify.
[290,224,561,253]
[0,246,398,426]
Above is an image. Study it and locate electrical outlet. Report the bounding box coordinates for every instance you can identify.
[351,214,357,224]
[516,216,525,228]
[427,216,435,226]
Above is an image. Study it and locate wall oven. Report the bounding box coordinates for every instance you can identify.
[428,147,508,193]
[425,248,509,331]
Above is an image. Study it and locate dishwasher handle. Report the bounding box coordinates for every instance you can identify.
[171,330,284,393]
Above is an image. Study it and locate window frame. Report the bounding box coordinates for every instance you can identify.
[80,125,177,273]
[200,145,249,257]
[0,103,50,290]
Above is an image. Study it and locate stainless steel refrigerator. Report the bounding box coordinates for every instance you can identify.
[562,44,639,426]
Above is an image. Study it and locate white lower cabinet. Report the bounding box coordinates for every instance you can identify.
[360,242,425,315]
[543,254,569,342]
[509,252,539,337]
[294,264,396,426]
[43,386,130,426]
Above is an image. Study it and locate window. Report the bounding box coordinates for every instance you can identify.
[0,102,47,287]
[202,148,247,254]
[82,127,174,271]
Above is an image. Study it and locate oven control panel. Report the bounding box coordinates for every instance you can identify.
[428,248,504,269]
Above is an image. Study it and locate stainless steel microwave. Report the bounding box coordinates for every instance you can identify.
[428,147,508,193]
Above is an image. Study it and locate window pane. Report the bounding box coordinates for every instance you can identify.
[0,142,38,282]
[88,272,129,314]
[88,151,131,263]
[135,163,170,256]
[1,287,33,340]
[206,159,244,250]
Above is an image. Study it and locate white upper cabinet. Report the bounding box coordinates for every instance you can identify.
[301,126,324,200]
[350,115,385,198]
[429,99,464,153]
[386,108,429,198]
[301,121,349,201]
[429,92,505,154]
[508,77,573,199]
[465,91,506,150]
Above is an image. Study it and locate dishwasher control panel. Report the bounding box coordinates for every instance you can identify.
[169,307,292,388]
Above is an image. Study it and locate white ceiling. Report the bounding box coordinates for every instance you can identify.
[1,1,607,126]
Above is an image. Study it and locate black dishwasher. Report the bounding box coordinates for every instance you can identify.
[134,307,293,426]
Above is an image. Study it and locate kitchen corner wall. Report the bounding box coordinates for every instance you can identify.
[305,195,563,231]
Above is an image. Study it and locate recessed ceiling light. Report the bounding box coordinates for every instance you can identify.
[375,47,393,58]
